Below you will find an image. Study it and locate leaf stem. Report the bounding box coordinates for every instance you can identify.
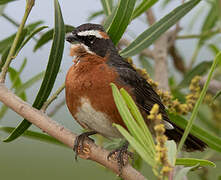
[177,52,221,153]
[41,83,65,112]
[0,0,35,83]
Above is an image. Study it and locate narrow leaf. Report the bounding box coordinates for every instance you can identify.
[176,158,216,167]
[177,61,212,88]
[15,71,45,96]
[8,67,26,100]
[0,0,17,5]
[166,140,177,166]
[0,21,43,53]
[15,25,48,55]
[168,112,221,153]
[199,3,218,45]
[0,126,65,147]
[104,0,136,44]
[0,71,44,120]
[132,0,158,19]
[177,52,221,152]
[174,164,199,180]
[120,88,155,150]
[212,90,221,102]
[120,0,201,57]
[0,46,10,71]
[3,0,65,142]
[100,0,113,16]
[111,83,156,158]
[88,10,104,21]
[114,123,155,166]
[208,44,220,56]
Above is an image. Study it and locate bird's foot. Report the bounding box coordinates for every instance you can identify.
[107,141,133,175]
[73,131,97,161]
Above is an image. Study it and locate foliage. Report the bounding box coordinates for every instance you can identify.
[0,0,221,179]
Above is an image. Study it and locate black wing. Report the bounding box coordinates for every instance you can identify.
[110,59,206,151]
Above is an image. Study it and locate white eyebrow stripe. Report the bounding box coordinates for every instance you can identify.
[77,30,103,38]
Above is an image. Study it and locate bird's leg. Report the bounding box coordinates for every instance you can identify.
[107,141,133,175]
[74,131,97,160]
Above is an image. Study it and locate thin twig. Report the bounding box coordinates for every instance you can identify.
[0,0,35,83]
[0,83,146,180]
[42,83,65,112]
[176,29,221,40]
[47,97,66,117]
[169,45,186,74]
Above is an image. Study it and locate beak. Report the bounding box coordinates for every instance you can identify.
[65,33,78,43]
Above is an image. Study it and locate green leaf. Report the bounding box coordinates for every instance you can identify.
[199,3,218,45]
[212,90,221,102]
[132,0,158,19]
[176,158,216,167]
[111,83,156,158]
[168,112,221,153]
[139,55,154,76]
[8,67,26,100]
[15,25,48,56]
[0,46,10,71]
[0,29,27,54]
[104,0,136,45]
[166,140,177,166]
[177,61,212,89]
[198,109,219,134]
[120,0,201,57]
[87,10,104,21]
[114,124,156,166]
[0,5,6,15]
[3,0,65,142]
[100,0,113,16]
[0,71,44,120]
[177,52,221,152]
[174,164,199,180]
[0,126,65,147]
[208,44,220,56]
[0,21,43,53]
[15,71,45,96]
[33,24,74,52]
[120,88,155,151]
[0,0,17,5]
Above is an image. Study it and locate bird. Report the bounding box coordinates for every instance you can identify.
[65,23,206,168]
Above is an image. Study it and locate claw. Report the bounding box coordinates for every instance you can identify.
[107,141,133,175]
[73,131,97,160]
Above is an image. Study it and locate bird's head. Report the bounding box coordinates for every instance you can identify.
[66,23,116,58]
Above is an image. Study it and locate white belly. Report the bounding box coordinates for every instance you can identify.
[75,98,122,138]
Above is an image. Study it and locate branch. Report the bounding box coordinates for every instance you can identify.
[0,83,146,180]
[169,45,186,74]
[42,83,65,112]
[146,9,180,91]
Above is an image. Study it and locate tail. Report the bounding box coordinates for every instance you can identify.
[165,122,207,151]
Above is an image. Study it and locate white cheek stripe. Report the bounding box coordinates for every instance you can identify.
[71,44,95,55]
[77,30,103,38]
